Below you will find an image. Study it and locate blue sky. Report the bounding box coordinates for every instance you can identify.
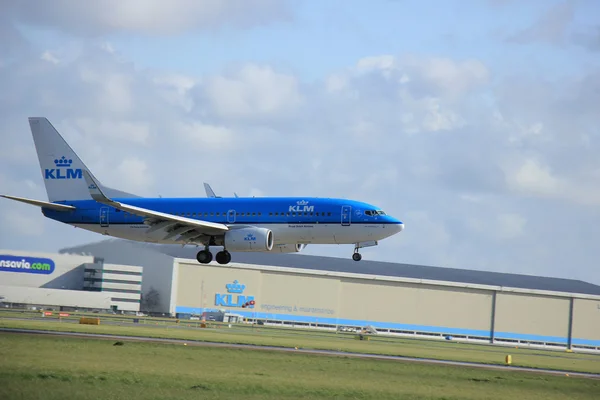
[1,0,600,285]
[16,0,599,81]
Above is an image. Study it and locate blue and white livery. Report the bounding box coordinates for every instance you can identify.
[1,118,404,265]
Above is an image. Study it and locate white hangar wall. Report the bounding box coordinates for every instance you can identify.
[0,249,142,312]
[173,259,600,351]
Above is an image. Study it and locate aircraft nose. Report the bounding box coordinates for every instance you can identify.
[391,220,404,234]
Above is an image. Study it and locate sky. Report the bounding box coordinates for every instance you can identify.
[1,0,599,284]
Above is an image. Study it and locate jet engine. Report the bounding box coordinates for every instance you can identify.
[223,227,274,252]
[271,243,307,253]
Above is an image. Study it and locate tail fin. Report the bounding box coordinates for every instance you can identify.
[29,117,139,202]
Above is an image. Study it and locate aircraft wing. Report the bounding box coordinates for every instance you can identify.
[83,171,228,242]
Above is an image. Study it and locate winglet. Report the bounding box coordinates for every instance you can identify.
[83,170,113,205]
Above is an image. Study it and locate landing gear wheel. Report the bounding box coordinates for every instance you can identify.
[196,250,213,264]
[216,250,232,265]
[352,252,362,262]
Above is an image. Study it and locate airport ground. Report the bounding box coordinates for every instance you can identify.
[1,310,599,399]
[1,332,599,400]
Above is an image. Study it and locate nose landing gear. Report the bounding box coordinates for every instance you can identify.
[351,240,378,262]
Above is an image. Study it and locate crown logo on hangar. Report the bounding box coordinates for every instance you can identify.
[226,280,246,294]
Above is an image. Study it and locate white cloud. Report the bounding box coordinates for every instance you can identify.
[175,121,235,150]
[496,213,527,239]
[354,55,489,98]
[69,119,151,145]
[503,158,600,206]
[506,158,561,197]
[113,158,153,195]
[4,0,291,36]
[41,51,59,64]
[152,73,197,112]
[203,64,303,119]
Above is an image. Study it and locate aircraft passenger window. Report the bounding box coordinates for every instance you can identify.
[252,212,256,216]
[210,213,214,216]
[258,212,261,216]
[269,212,273,216]
[204,212,208,217]
[327,212,331,216]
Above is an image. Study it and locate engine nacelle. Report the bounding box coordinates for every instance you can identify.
[224,227,274,252]
[271,244,307,253]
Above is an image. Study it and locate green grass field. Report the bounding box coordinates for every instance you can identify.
[0,333,598,400]
[2,317,600,375]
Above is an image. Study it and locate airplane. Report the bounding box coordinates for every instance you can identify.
[1,117,405,265]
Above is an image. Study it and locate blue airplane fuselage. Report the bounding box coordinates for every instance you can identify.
[44,196,403,246]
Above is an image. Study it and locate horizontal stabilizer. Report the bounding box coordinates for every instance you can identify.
[0,195,76,212]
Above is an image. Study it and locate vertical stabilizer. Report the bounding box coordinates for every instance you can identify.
[29,117,138,202]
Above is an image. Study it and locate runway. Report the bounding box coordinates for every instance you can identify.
[2,327,599,379]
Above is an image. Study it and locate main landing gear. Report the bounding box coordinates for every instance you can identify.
[196,248,231,265]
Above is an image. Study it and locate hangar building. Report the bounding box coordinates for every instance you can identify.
[0,249,142,312]
[56,239,600,353]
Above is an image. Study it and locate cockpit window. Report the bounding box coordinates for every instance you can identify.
[365,209,386,216]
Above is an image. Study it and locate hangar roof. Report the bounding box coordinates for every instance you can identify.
[60,239,600,297]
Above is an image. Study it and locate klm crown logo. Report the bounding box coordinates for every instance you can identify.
[216,280,254,308]
[54,156,73,168]
[289,199,314,213]
[226,280,246,294]
[45,155,82,180]
[88,184,98,190]
[244,233,256,241]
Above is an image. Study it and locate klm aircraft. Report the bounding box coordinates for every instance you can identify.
[1,118,404,265]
